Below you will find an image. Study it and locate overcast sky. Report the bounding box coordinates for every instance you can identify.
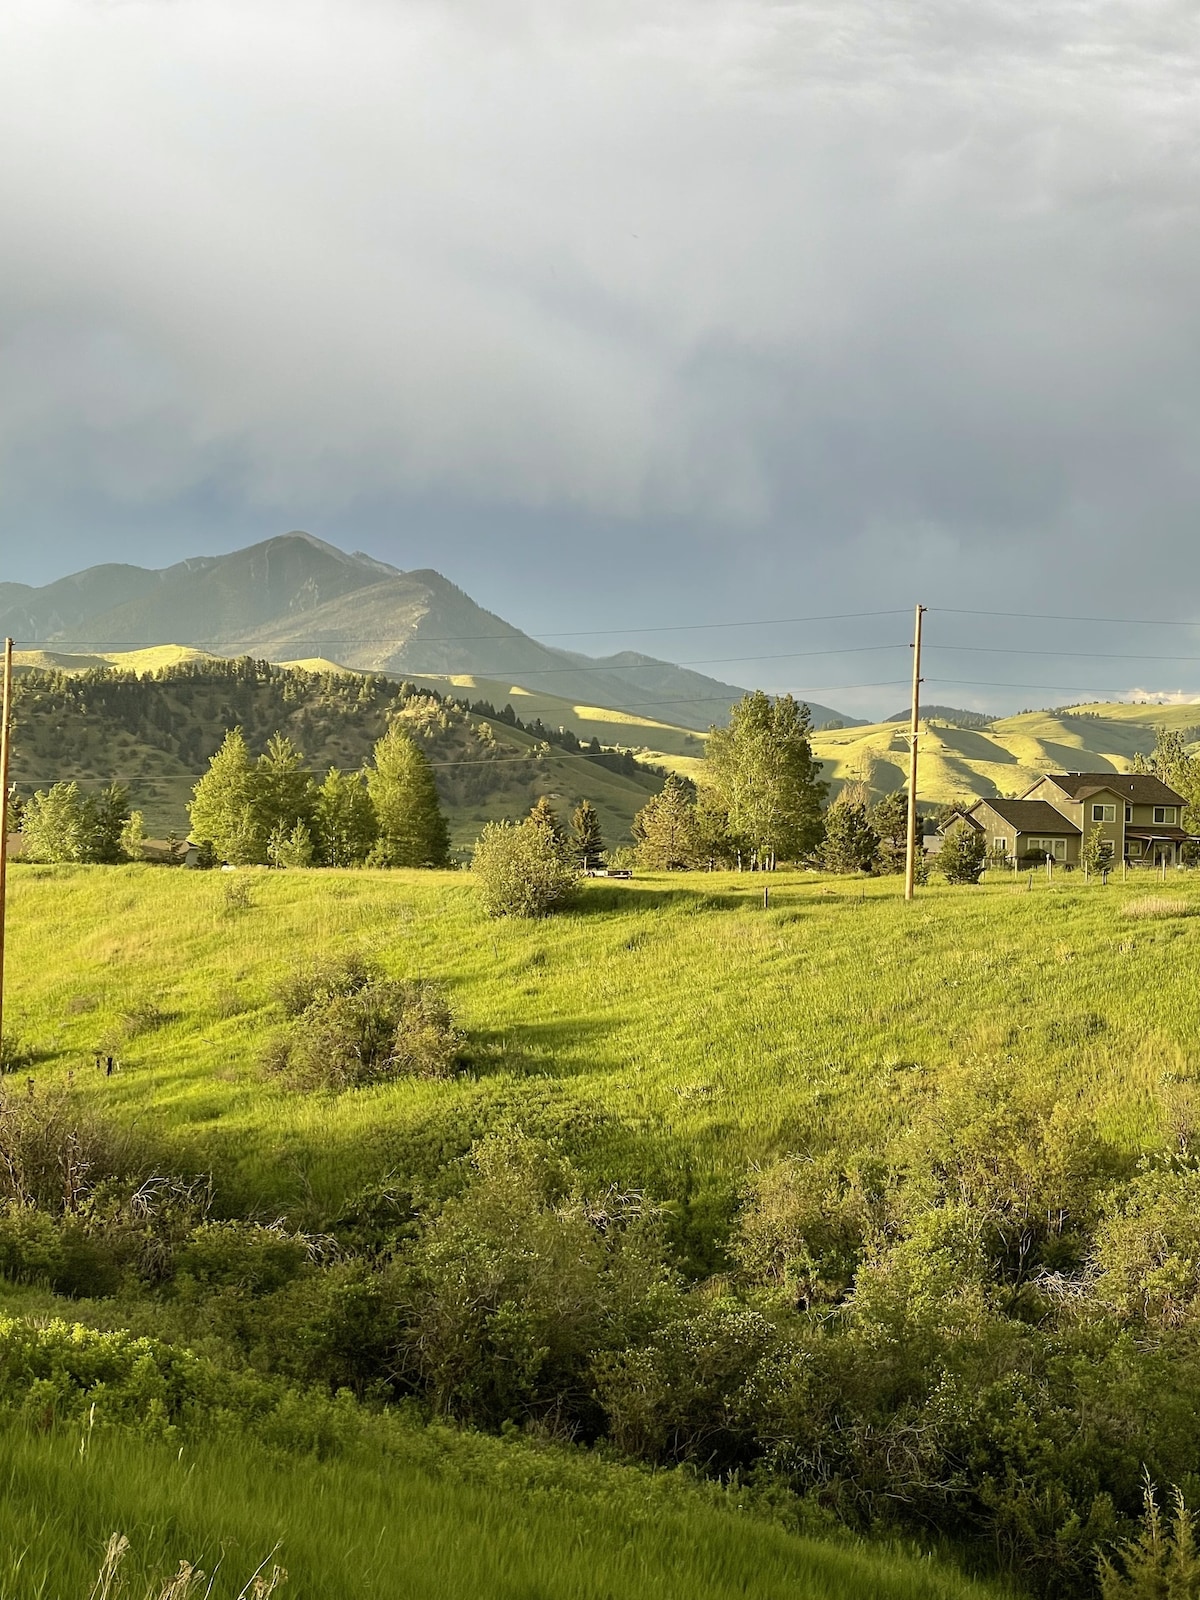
[2,0,1199,717]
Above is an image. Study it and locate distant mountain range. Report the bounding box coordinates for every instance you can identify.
[0,533,855,732]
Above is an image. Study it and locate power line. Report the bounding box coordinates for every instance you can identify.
[931,645,1200,663]
[935,606,1200,628]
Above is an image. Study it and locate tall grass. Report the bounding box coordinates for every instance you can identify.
[0,1419,1003,1600]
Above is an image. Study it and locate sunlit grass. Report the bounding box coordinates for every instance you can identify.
[8,863,1200,1220]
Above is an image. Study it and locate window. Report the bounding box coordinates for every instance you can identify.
[1154,806,1175,824]
[1125,805,1133,822]
[1128,841,1143,856]
[1091,803,1116,823]
[1028,837,1067,860]
[992,837,1008,854]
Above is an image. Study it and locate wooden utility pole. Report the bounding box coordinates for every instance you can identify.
[904,605,926,903]
[0,638,12,1047]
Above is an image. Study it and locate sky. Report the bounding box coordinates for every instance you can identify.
[2,0,1200,719]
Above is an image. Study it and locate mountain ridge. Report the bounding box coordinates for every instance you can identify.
[1,534,856,732]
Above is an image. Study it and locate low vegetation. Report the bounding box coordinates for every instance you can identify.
[5,863,1200,1593]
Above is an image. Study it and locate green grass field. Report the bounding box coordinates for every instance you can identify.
[0,1414,1006,1600]
[8,861,1196,1221]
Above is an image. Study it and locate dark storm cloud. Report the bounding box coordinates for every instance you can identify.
[2,0,1199,714]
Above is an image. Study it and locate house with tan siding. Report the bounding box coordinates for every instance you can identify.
[965,772,1192,868]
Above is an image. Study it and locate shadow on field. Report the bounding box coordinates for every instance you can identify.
[465,1018,619,1078]
[576,882,747,914]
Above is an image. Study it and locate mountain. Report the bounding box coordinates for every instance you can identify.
[1,533,854,732]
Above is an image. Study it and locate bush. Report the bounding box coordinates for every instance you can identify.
[471,819,578,918]
[264,978,462,1090]
[273,954,379,1018]
[937,820,986,884]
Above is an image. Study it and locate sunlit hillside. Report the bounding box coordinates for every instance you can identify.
[811,700,1200,804]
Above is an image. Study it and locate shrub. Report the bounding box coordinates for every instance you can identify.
[937,820,986,884]
[264,978,462,1090]
[1098,1478,1200,1598]
[471,819,578,918]
[274,954,379,1018]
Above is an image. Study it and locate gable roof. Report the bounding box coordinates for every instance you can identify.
[971,798,1081,835]
[1038,772,1187,806]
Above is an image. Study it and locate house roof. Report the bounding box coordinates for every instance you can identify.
[1125,825,1192,843]
[970,798,1081,835]
[1039,772,1187,806]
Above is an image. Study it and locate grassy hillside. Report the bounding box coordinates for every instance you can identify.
[6,864,1196,1220]
[9,656,668,849]
[7,864,1200,1592]
[812,700,1200,803]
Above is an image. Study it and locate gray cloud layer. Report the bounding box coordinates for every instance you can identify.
[2,0,1199,714]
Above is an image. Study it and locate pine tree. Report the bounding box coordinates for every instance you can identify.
[871,790,912,875]
[314,768,379,866]
[822,801,880,873]
[529,795,568,851]
[367,725,450,868]
[937,819,986,884]
[705,692,827,864]
[189,728,267,864]
[570,799,605,869]
[632,776,703,870]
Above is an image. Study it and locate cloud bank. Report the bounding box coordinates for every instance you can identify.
[2,0,1199,712]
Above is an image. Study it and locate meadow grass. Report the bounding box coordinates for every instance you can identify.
[7,862,1200,1221]
[0,1418,1006,1600]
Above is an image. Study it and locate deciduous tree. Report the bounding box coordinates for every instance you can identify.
[705,692,826,865]
[367,725,450,868]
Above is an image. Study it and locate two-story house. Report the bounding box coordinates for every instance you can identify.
[965,772,1191,868]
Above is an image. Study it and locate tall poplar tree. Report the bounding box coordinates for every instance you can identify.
[367,725,450,867]
[188,728,267,864]
[705,692,827,864]
[314,768,379,866]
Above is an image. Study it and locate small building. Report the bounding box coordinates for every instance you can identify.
[967,798,1081,867]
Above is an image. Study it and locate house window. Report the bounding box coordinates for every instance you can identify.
[992,837,1008,854]
[1125,805,1133,822]
[1091,804,1116,823]
[1128,841,1143,856]
[1154,806,1175,824]
[1028,837,1068,860]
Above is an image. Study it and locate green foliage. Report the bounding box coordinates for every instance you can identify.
[705,692,827,863]
[314,768,378,866]
[1082,823,1110,876]
[871,791,911,875]
[264,976,462,1090]
[367,726,450,868]
[632,775,704,869]
[1098,1478,1200,1598]
[267,820,316,869]
[570,799,606,869]
[21,781,131,864]
[119,810,147,861]
[937,820,986,884]
[1090,1164,1200,1326]
[188,729,266,865]
[471,818,579,917]
[822,801,879,873]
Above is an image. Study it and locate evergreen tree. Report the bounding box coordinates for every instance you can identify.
[81,782,131,863]
[268,820,316,868]
[871,790,912,875]
[632,776,703,870]
[314,768,379,866]
[705,691,826,864]
[569,799,605,869]
[255,733,315,843]
[529,795,568,851]
[189,729,268,865]
[367,725,450,868]
[937,819,986,884]
[822,801,880,873]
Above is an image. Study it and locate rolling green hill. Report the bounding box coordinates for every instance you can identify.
[812,699,1200,803]
[8,655,671,849]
